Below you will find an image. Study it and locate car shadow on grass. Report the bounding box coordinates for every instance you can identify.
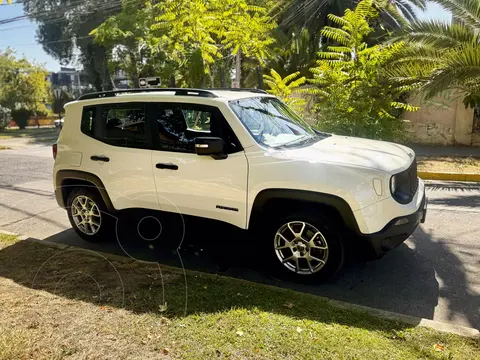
[0,211,450,332]
[0,237,424,339]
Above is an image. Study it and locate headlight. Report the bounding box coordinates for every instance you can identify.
[390,175,397,194]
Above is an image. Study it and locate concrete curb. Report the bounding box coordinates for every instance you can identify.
[3,233,475,339]
[419,171,480,182]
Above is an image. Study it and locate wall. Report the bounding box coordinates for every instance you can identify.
[403,92,478,146]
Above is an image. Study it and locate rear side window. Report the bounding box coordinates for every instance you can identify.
[81,107,96,137]
[101,103,147,148]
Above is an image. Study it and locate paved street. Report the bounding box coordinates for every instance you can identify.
[0,141,479,330]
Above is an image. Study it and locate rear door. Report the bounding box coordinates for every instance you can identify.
[150,102,248,228]
[78,102,158,211]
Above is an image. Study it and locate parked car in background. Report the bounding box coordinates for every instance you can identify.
[54,118,64,129]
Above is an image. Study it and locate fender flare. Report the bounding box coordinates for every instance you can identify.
[248,189,360,234]
[55,169,115,212]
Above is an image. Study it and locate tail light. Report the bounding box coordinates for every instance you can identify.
[52,143,58,159]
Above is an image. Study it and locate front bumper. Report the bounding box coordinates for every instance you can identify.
[360,191,427,259]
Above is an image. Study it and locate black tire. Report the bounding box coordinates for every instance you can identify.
[260,209,345,283]
[66,187,114,242]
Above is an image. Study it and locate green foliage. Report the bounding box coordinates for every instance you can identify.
[0,107,10,131]
[152,0,276,76]
[280,0,425,34]
[388,0,480,108]
[11,108,31,130]
[90,1,160,87]
[307,0,415,140]
[0,50,51,120]
[266,27,319,79]
[22,0,121,91]
[263,69,306,111]
[52,90,75,116]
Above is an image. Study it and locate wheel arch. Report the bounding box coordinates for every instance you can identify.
[55,169,115,212]
[248,189,360,234]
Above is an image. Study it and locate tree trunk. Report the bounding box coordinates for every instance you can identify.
[169,74,176,87]
[256,66,264,89]
[210,73,215,88]
[218,65,226,88]
[235,49,241,87]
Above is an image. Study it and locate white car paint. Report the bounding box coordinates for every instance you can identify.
[54,90,423,236]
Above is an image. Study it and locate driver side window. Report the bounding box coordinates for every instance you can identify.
[155,105,212,153]
[154,103,242,154]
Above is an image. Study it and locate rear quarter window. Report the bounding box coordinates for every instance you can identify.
[81,106,96,137]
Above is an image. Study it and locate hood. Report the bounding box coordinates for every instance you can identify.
[281,134,415,173]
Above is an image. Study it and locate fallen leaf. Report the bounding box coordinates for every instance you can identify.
[434,343,445,351]
[296,327,303,333]
[161,347,169,355]
[158,303,168,312]
[236,330,244,336]
[99,306,113,312]
[283,302,294,309]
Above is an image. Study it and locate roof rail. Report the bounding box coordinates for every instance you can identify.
[77,88,218,101]
[210,88,268,94]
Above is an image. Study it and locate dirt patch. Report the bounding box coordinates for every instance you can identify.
[417,156,480,174]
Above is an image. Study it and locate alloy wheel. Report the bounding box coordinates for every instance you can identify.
[71,195,102,235]
[274,221,329,275]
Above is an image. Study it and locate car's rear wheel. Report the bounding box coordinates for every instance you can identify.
[66,187,113,242]
[263,210,345,283]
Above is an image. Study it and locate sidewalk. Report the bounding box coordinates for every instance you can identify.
[412,145,480,157]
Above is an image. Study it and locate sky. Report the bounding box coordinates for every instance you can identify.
[0,1,452,73]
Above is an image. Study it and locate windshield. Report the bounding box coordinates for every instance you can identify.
[229,97,319,148]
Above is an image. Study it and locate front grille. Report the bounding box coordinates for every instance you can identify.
[393,157,418,204]
[408,158,419,198]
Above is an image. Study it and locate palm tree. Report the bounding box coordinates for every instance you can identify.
[279,0,426,33]
[388,0,480,107]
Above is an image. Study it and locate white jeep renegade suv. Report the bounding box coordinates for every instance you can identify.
[53,88,427,282]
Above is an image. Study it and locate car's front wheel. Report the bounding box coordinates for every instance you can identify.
[263,211,345,283]
[66,187,113,242]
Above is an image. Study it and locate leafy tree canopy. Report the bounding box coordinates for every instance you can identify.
[0,50,51,117]
[307,0,416,140]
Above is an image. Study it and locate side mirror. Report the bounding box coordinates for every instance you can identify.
[195,137,227,160]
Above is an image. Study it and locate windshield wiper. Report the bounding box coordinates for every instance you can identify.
[274,135,313,148]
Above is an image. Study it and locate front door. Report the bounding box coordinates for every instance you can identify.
[150,103,248,228]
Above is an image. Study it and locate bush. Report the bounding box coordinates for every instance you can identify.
[0,107,10,131]
[11,108,31,129]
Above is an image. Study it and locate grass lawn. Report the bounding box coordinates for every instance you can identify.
[0,145,10,150]
[0,127,58,140]
[0,234,478,360]
[417,156,480,174]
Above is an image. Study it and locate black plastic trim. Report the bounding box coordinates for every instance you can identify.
[360,192,426,258]
[78,88,218,100]
[249,189,360,233]
[55,170,115,212]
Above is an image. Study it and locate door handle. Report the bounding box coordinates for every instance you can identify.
[156,163,178,170]
[91,155,110,162]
